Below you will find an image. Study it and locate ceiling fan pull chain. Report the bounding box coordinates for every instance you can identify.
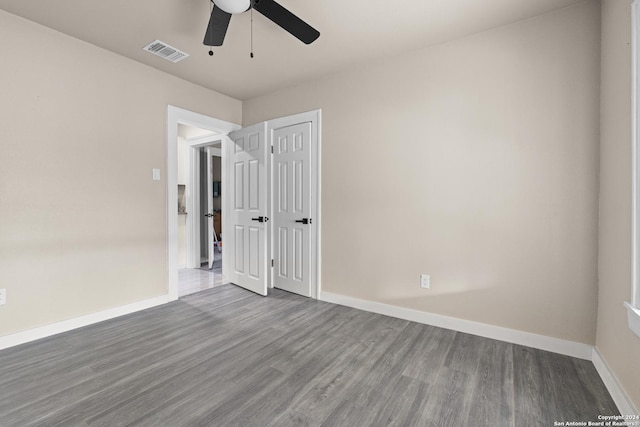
[208,0,214,56]
[250,6,254,58]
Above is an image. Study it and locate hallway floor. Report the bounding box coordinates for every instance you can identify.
[178,252,225,297]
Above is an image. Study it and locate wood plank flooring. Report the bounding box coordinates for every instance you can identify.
[0,285,618,426]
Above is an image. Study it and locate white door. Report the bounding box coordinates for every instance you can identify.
[206,147,216,269]
[273,122,313,297]
[226,122,269,296]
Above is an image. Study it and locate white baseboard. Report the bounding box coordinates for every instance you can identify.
[0,294,174,351]
[319,291,593,360]
[592,348,640,416]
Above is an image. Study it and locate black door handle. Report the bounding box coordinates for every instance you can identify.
[251,216,269,223]
[204,213,214,217]
[295,218,312,225]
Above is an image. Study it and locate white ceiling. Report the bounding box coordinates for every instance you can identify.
[0,0,586,100]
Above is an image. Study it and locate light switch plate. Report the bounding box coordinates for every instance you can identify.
[152,168,161,181]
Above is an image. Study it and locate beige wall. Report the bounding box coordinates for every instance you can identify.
[244,1,601,344]
[598,0,640,411]
[0,10,241,336]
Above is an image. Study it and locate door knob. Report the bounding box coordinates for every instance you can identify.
[295,218,312,225]
[204,213,214,217]
[251,216,269,223]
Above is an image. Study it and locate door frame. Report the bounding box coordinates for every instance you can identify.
[266,109,322,299]
[185,136,222,269]
[205,145,222,270]
[167,105,240,300]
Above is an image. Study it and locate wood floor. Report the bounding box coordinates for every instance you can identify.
[0,285,618,426]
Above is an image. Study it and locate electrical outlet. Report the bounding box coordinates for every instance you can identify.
[0,289,6,305]
[420,274,430,289]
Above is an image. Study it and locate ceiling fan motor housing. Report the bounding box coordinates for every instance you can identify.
[213,0,251,15]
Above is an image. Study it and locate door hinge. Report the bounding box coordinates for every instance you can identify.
[271,259,274,267]
[271,145,274,154]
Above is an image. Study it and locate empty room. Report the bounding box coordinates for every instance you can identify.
[0,0,639,425]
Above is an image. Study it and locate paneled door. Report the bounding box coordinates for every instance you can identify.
[226,122,268,296]
[273,122,313,297]
[205,146,216,270]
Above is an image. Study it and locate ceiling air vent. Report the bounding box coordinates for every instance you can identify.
[143,40,189,63]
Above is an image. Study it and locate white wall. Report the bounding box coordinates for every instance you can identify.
[243,1,601,345]
[0,10,241,336]
[597,0,640,411]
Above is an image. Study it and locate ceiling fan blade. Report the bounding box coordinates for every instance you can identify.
[253,0,320,45]
[203,5,232,46]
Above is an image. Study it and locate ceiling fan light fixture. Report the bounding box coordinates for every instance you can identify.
[213,0,251,15]
[204,0,320,47]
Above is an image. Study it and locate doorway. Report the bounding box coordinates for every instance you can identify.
[177,134,224,297]
[167,106,321,301]
[167,106,240,301]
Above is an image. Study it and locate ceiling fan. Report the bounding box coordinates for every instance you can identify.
[203,0,320,47]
